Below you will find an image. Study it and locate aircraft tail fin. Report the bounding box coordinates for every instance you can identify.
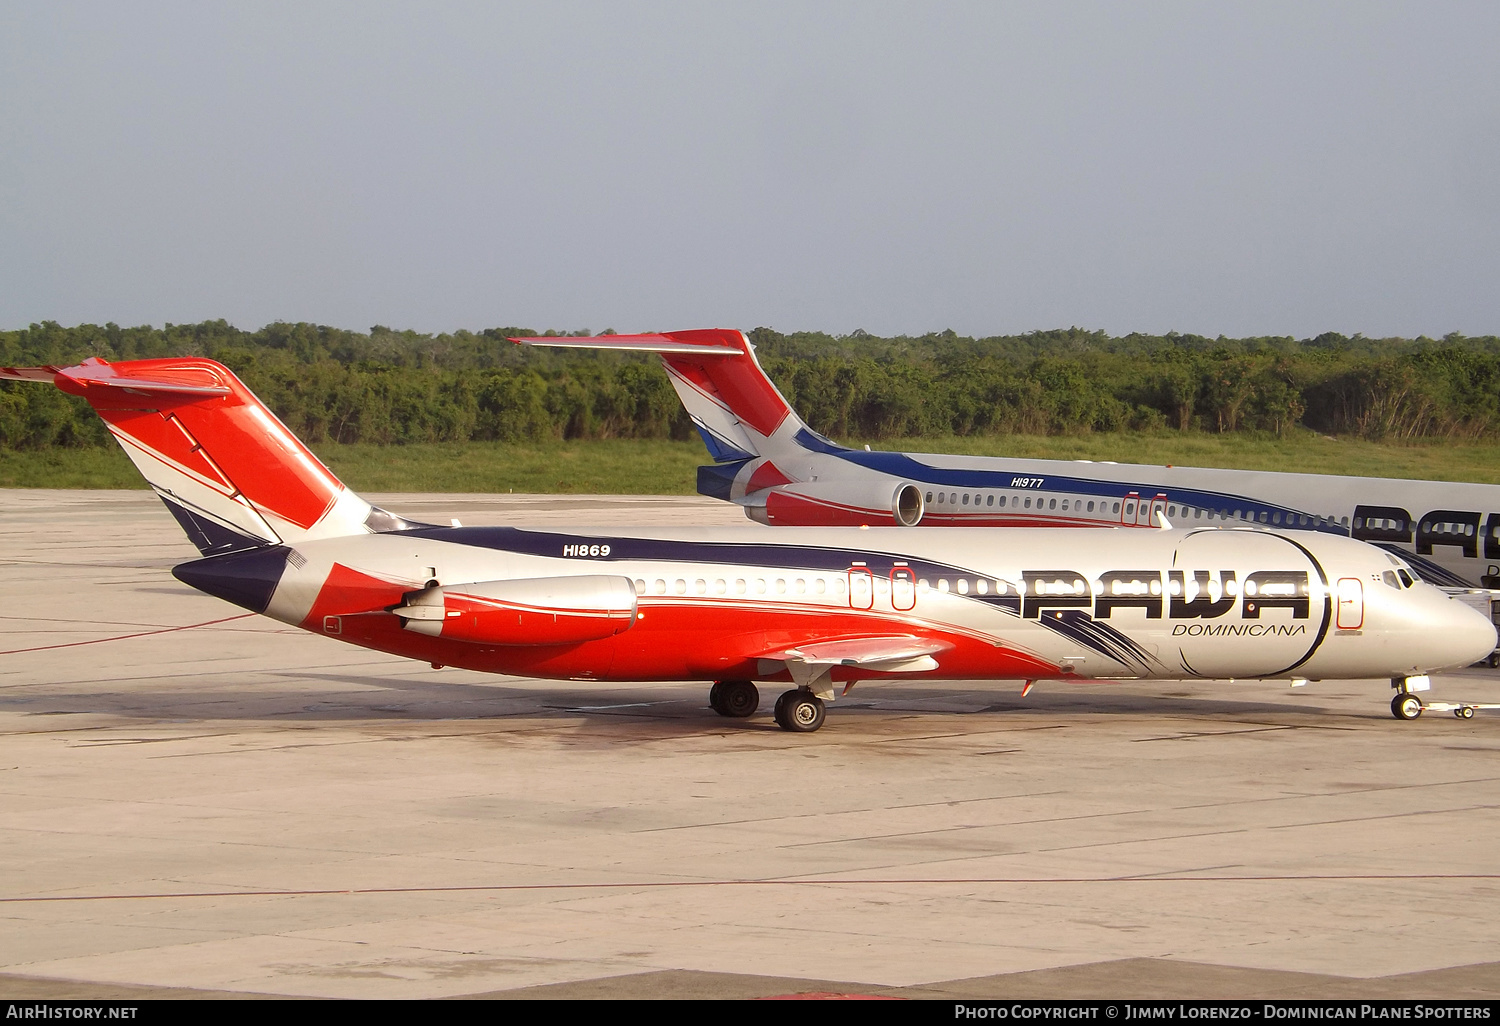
[2,358,387,555]
[512,329,837,463]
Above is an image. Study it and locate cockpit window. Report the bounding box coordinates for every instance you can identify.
[1381,570,1400,589]
[1397,569,1414,588]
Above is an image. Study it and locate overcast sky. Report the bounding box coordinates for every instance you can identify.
[3,2,1497,339]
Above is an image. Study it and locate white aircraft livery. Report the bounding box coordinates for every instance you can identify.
[518,329,1500,591]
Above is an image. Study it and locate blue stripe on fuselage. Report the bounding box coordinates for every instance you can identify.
[797,432,1339,533]
[404,525,980,582]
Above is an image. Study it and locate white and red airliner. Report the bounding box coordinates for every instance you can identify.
[3,356,1493,730]
[518,329,1500,590]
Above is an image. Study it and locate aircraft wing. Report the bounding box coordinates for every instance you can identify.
[756,635,953,698]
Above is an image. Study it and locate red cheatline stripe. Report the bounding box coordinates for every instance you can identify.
[4,874,1498,903]
[0,613,257,655]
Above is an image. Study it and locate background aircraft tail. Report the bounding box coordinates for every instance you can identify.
[512,329,835,464]
[1,357,388,555]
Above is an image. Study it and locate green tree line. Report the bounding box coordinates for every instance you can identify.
[4,320,1500,450]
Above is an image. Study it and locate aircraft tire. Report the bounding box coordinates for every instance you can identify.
[708,681,726,715]
[719,680,759,718]
[1392,694,1423,720]
[776,690,825,733]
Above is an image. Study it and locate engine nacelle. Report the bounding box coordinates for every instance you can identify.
[393,575,638,645]
[751,480,925,527]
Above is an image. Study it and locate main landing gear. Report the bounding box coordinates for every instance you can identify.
[709,681,829,732]
[773,689,826,732]
[709,680,759,718]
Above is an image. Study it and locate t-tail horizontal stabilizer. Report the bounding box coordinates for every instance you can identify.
[512,329,828,465]
[2,357,384,555]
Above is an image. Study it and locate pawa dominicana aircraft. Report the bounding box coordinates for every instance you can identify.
[2,357,1493,731]
[518,329,1500,590]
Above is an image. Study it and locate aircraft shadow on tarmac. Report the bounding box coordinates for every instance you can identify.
[17,666,1384,737]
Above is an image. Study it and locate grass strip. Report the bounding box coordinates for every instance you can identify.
[3,431,1499,491]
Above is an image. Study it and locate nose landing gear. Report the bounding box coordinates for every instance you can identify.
[1390,675,1497,720]
[1390,675,1431,720]
[1391,693,1424,720]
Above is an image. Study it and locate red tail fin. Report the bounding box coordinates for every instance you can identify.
[3,357,374,553]
[511,329,813,462]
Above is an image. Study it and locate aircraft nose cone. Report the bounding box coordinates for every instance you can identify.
[1415,592,1498,672]
[172,545,291,613]
[1452,600,1499,668]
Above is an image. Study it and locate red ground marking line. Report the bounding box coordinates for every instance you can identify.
[761,993,902,1000]
[4,874,1498,903]
[0,614,257,655]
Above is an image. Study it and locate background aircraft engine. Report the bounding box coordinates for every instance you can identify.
[755,480,925,526]
[393,575,638,645]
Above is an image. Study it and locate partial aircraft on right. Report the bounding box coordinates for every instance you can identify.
[518,329,1500,592]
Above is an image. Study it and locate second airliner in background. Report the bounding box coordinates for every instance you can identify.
[520,329,1500,591]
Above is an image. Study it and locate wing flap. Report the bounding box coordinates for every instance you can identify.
[755,635,952,697]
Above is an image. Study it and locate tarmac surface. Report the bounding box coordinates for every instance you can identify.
[2,489,1498,1000]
